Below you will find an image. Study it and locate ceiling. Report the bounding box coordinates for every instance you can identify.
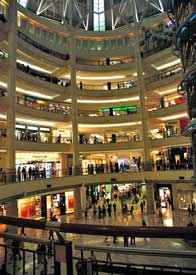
[19,0,171,31]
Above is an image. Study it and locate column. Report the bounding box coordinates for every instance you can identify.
[5,1,18,231]
[172,185,179,211]
[132,0,151,170]
[74,187,82,219]
[69,2,80,176]
[6,0,17,182]
[146,182,155,214]
[61,153,68,176]
[80,184,86,211]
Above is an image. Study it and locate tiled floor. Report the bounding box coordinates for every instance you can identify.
[0,203,196,274]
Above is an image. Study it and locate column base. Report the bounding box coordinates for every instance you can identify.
[5,168,16,184]
[143,161,153,171]
[72,166,81,176]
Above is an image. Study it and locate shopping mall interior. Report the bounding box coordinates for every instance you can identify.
[0,0,196,274]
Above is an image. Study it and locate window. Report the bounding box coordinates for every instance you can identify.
[18,0,29,8]
[93,0,105,31]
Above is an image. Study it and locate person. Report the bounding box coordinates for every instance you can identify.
[188,204,192,217]
[10,239,22,260]
[123,236,129,247]
[130,205,134,215]
[36,244,46,264]
[140,201,144,215]
[158,209,163,224]
[130,236,136,246]
[142,219,147,227]
[113,202,116,214]
[93,205,97,217]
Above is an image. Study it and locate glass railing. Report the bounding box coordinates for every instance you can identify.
[17,30,70,61]
[16,95,71,116]
[0,160,193,184]
[149,128,183,139]
[76,57,133,66]
[147,97,186,111]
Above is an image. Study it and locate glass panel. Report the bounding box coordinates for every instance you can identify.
[48,32,54,42]
[28,23,34,34]
[34,26,40,37]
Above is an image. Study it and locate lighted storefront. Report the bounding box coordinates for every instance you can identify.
[18,191,74,218]
[16,152,62,177]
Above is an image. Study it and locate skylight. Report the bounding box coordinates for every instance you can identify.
[17,0,28,8]
[93,0,105,31]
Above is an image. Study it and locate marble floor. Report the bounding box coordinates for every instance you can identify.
[0,204,196,274]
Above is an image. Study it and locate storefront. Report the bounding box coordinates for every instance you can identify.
[154,184,173,209]
[18,196,42,218]
[46,191,74,217]
[177,190,196,209]
[18,191,74,218]
[16,152,62,178]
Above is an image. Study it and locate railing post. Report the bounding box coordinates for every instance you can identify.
[54,240,73,275]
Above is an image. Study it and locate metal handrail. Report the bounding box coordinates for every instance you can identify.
[0,216,196,239]
[75,244,196,258]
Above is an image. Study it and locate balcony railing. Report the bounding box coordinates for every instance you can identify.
[0,161,193,185]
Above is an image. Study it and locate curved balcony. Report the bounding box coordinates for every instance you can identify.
[149,102,187,119]
[78,113,139,124]
[17,30,69,68]
[0,95,71,121]
[151,135,190,148]
[0,168,193,202]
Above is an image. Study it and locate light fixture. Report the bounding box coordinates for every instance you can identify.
[64,74,126,80]
[0,81,56,100]
[0,114,55,126]
[65,97,140,104]
[17,59,53,74]
[152,59,181,71]
[158,88,177,95]
[160,113,188,121]
[78,122,141,128]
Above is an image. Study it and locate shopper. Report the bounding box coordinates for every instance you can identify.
[10,239,22,260]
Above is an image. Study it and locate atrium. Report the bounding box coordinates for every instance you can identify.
[0,0,196,274]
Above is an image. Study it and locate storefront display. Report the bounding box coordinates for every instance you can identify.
[18,196,41,218]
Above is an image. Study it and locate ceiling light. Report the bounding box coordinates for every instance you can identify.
[17,59,52,74]
[0,81,56,100]
[152,59,181,71]
[64,74,126,80]
[0,114,55,126]
[78,122,141,128]
[160,113,188,121]
[65,97,140,104]
[159,88,177,95]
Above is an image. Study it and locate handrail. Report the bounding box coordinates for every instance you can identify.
[75,244,196,258]
[0,216,196,239]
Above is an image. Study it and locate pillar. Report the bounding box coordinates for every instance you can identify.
[6,200,18,233]
[146,182,155,214]
[6,0,17,183]
[74,187,82,219]
[80,184,86,211]
[172,185,179,211]
[61,153,68,176]
[69,2,80,176]
[4,1,18,234]
[132,0,151,170]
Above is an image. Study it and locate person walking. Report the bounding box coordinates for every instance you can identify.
[188,204,192,217]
